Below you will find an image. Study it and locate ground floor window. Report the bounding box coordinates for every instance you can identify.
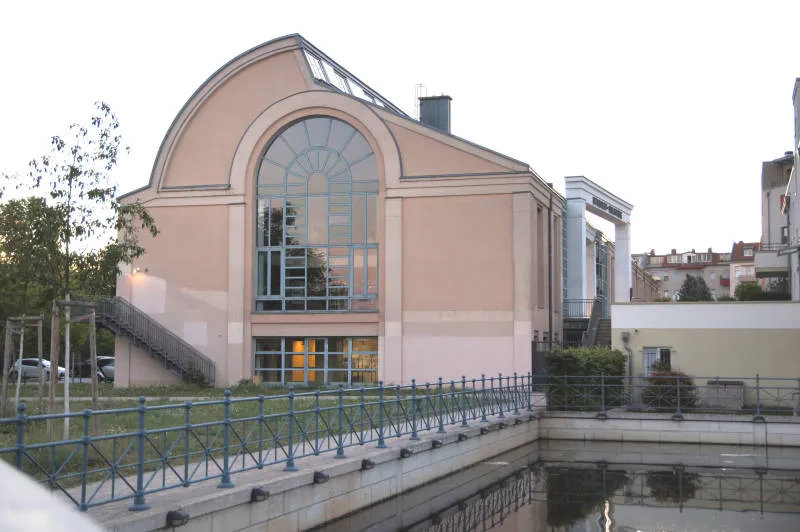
[644,347,672,376]
[254,337,378,385]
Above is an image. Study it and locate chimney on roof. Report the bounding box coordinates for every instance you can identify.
[419,95,452,133]
[650,249,655,255]
[708,247,712,253]
[671,249,676,255]
[691,248,695,253]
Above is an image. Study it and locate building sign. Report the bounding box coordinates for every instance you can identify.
[592,197,623,219]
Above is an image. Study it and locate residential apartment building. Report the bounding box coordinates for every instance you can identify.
[637,248,731,300]
[729,241,759,297]
[754,153,792,285]
[790,79,800,300]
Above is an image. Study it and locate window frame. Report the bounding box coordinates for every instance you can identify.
[254,117,380,313]
[644,347,672,376]
[253,337,378,386]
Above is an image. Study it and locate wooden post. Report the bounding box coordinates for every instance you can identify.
[37,315,44,411]
[63,293,71,440]
[14,326,25,410]
[48,302,60,438]
[89,309,99,435]
[1,322,13,417]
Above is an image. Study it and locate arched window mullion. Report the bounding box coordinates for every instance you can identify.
[256,116,378,313]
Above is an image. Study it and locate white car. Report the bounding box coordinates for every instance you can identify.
[9,359,66,382]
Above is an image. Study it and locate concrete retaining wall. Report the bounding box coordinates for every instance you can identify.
[538,412,800,447]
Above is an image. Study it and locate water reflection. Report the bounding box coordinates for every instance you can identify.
[317,442,800,532]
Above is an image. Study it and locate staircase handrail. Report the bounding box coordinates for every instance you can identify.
[94,297,216,385]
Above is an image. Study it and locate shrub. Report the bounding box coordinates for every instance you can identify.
[716,295,735,301]
[544,346,627,376]
[642,369,697,411]
[544,347,627,411]
[735,281,762,301]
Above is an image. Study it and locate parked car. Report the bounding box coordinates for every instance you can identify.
[71,356,115,382]
[9,359,65,382]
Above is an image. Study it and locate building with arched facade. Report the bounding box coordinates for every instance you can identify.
[115,35,567,387]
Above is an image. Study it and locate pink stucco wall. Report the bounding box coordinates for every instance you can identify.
[117,36,564,387]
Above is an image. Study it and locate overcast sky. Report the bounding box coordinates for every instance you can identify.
[2,0,799,255]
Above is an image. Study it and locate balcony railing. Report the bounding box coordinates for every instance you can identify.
[758,242,788,252]
[564,299,594,319]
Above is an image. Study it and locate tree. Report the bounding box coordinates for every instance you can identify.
[0,198,62,315]
[6,101,157,298]
[678,274,713,301]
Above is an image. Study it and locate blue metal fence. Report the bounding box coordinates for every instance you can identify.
[0,373,534,512]
[2,372,798,513]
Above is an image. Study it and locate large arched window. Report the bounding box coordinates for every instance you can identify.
[255,117,378,312]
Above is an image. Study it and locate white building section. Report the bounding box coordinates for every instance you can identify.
[564,176,634,303]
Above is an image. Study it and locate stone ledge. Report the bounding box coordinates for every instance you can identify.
[100,413,537,532]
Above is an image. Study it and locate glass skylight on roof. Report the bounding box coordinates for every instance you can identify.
[300,40,407,117]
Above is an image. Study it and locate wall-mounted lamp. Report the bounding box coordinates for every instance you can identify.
[361,459,376,471]
[400,448,413,459]
[431,439,443,449]
[313,471,330,484]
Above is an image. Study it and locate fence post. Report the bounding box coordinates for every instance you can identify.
[336,384,345,458]
[438,378,446,433]
[257,396,264,468]
[498,373,505,418]
[80,409,91,511]
[597,372,608,420]
[513,373,520,415]
[360,387,365,443]
[564,375,568,412]
[284,386,298,471]
[754,374,765,422]
[183,401,192,483]
[672,374,683,421]
[218,390,234,488]
[410,379,419,440]
[130,397,150,511]
[527,372,533,412]
[471,377,478,421]
[481,374,488,422]
[461,376,468,427]
[15,403,26,472]
[314,391,321,456]
[396,384,402,438]
[377,381,387,448]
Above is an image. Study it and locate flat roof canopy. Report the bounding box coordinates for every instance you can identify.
[565,175,633,225]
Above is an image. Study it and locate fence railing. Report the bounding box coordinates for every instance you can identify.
[543,374,800,420]
[563,299,594,319]
[0,374,535,512]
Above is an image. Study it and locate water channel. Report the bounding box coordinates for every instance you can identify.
[316,440,800,531]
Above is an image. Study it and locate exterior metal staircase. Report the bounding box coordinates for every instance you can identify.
[94,297,216,386]
[581,297,610,347]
